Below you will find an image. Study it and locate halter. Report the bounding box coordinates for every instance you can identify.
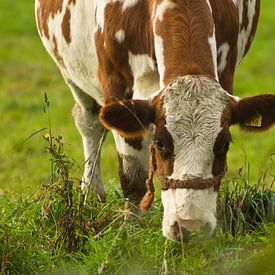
[140,141,226,211]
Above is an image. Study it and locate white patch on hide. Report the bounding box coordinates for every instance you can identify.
[95,0,140,29]
[205,0,212,12]
[217,42,230,75]
[227,93,241,102]
[152,1,176,88]
[208,32,219,81]
[94,0,109,31]
[236,0,256,66]
[112,130,153,172]
[154,0,176,22]
[128,51,159,99]
[115,29,125,44]
[36,0,104,105]
[153,35,165,89]
[128,51,156,80]
[120,0,140,10]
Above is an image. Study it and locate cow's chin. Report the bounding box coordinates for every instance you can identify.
[161,188,218,241]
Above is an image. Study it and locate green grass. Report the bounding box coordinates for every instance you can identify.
[0,1,274,193]
[0,0,275,274]
[0,132,274,274]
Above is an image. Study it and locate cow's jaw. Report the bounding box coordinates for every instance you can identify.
[159,75,228,240]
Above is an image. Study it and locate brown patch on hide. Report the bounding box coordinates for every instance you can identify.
[94,29,133,104]
[154,0,217,84]
[62,7,71,44]
[154,118,174,177]
[212,127,232,177]
[52,36,66,68]
[104,1,155,56]
[36,0,63,39]
[221,98,235,126]
[95,1,156,103]
[124,137,143,150]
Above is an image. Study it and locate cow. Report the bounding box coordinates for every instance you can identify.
[35,0,275,241]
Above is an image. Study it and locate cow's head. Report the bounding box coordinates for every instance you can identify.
[100,75,275,241]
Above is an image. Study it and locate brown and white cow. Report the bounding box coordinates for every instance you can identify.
[35,0,275,240]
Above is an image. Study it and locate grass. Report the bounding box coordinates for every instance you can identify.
[0,0,275,274]
[0,131,274,274]
[0,0,274,193]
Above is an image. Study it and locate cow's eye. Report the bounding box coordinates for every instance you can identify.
[223,142,230,152]
[155,140,165,151]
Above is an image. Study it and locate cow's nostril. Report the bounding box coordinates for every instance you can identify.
[171,222,191,241]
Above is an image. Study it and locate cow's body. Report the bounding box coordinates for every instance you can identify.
[35,1,259,101]
[36,0,275,240]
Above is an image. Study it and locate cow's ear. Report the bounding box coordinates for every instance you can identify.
[230,94,275,131]
[99,99,155,138]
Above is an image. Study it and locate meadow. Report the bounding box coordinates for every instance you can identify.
[0,1,275,274]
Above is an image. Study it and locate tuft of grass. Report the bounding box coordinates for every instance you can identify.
[218,168,275,235]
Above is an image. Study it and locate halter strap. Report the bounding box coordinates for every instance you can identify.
[140,141,225,211]
[158,172,225,192]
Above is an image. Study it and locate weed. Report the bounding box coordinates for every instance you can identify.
[218,160,275,235]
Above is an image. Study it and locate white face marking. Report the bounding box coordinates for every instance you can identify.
[236,0,257,66]
[217,42,230,76]
[115,29,125,44]
[161,188,217,240]
[160,76,228,238]
[164,76,227,180]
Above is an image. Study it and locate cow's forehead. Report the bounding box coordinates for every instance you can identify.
[162,76,228,150]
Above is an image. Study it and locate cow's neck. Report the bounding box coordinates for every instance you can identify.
[153,0,218,87]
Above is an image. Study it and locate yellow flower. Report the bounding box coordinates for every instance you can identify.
[43,133,51,141]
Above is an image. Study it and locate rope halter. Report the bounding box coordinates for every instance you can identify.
[140,141,226,211]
